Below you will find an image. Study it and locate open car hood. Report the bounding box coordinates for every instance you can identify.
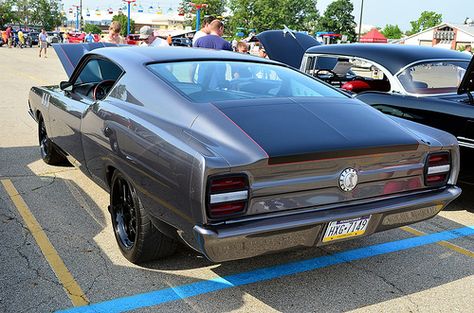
[256,30,320,69]
[52,43,123,78]
[458,55,474,95]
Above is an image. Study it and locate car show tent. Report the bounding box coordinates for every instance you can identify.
[360,28,387,43]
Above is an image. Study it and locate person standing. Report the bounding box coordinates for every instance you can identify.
[17,29,25,48]
[192,15,215,46]
[39,29,48,58]
[463,45,472,55]
[101,21,125,44]
[194,20,232,51]
[84,32,94,43]
[167,34,172,46]
[138,26,169,47]
[5,26,12,48]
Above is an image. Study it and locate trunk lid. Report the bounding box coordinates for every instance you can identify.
[212,97,428,218]
[213,97,420,165]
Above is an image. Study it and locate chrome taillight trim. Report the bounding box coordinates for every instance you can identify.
[210,190,248,204]
[427,164,451,175]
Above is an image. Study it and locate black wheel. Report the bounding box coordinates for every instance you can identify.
[110,171,176,263]
[38,116,67,165]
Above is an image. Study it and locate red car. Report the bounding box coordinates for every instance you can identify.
[67,32,86,43]
[126,34,144,45]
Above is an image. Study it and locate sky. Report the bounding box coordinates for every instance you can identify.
[61,0,474,31]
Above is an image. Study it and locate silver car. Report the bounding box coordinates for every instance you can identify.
[27,44,461,264]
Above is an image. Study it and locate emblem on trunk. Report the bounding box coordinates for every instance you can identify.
[339,168,358,192]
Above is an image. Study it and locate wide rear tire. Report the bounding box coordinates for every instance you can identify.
[110,171,177,263]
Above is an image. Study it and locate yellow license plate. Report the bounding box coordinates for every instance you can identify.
[322,215,371,243]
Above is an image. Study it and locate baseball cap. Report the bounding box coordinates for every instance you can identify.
[139,26,153,39]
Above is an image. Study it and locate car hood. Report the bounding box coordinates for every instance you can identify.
[458,55,474,95]
[256,30,320,69]
[52,43,123,78]
[212,97,420,165]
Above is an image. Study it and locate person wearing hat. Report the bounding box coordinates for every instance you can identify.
[139,26,169,47]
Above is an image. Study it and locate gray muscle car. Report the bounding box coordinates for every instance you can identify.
[28,43,461,264]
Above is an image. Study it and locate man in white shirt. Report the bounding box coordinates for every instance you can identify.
[192,15,216,46]
[139,26,169,47]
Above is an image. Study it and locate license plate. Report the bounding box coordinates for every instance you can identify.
[322,215,371,243]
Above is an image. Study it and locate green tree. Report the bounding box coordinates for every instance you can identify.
[0,0,16,28]
[30,0,63,30]
[227,0,319,36]
[381,24,403,39]
[318,0,356,42]
[180,0,227,29]
[112,13,135,36]
[408,11,442,35]
[84,23,102,35]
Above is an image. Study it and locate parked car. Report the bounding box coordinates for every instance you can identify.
[26,31,39,47]
[67,32,86,43]
[125,33,144,45]
[46,31,62,46]
[257,31,474,172]
[28,44,461,264]
[172,37,192,47]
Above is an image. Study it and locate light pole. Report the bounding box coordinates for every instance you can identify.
[190,3,208,31]
[80,0,83,31]
[73,4,80,31]
[358,0,364,42]
[123,0,136,36]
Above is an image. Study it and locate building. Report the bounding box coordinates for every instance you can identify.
[400,22,474,50]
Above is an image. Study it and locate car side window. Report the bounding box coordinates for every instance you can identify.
[76,59,102,85]
[73,58,123,99]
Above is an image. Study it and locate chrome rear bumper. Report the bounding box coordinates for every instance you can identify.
[193,186,461,262]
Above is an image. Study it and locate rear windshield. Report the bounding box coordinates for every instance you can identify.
[147,61,346,103]
[397,61,470,95]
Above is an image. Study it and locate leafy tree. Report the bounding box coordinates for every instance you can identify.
[0,0,16,28]
[318,0,356,42]
[381,24,403,39]
[84,23,102,35]
[180,0,227,29]
[112,13,135,36]
[227,0,319,36]
[408,11,442,35]
[30,0,63,30]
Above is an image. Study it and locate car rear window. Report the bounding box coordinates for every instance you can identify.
[147,61,346,103]
[397,61,470,95]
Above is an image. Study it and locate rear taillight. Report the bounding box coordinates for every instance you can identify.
[425,152,450,186]
[207,175,249,218]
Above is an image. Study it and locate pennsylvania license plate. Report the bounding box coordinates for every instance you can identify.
[322,215,371,243]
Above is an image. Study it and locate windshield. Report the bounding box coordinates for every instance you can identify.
[397,61,469,95]
[147,61,346,103]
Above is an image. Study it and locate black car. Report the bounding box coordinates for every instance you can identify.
[258,30,474,172]
[26,31,39,47]
[171,37,191,47]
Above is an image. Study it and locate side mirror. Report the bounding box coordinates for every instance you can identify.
[59,81,72,91]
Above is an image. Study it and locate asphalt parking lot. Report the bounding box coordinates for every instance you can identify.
[0,45,473,313]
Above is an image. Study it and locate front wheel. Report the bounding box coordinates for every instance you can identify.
[110,171,177,263]
[38,116,68,165]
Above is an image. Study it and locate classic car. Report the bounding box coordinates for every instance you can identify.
[171,37,192,47]
[258,31,474,172]
[28,43,461,264]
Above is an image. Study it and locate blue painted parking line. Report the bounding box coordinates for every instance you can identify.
[58,226,474,313]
